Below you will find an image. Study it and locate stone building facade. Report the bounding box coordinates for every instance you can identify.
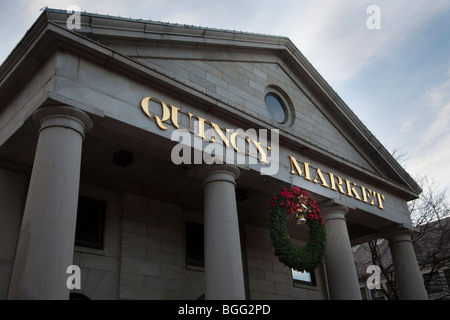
[0,9,427,300]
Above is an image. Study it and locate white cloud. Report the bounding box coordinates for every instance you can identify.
[400,116,417,134]
[416,77,450,147]
[284,1,450,86]
[1,0,449,198]
[3,0,449,69]
[405,75,450,197]
[406,132,450,196]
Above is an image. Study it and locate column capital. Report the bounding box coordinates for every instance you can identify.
[382,225,416,245]
[320,199,355,222]
[33,106,93,138]
[196,164,240,187]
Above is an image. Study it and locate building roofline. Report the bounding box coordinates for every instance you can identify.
[0,8,422,199]
[45,7,289,40]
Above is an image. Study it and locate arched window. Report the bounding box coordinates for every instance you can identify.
[265,93,288,124]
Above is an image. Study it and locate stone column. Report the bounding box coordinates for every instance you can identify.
[198,165,245,300]
[385,228,428,300]
[322,202,362,300]
[8,106,93,300]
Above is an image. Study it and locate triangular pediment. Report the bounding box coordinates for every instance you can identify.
[0,8,422,199]
[79,25,389,180]
[134,57,379,173]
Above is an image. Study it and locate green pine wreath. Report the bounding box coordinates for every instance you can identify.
[269,186,326,272]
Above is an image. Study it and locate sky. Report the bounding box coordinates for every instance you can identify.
[0,0,449,200]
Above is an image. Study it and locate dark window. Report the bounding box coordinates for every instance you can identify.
[185,222,204,271]
[265,93,287,124]
[75,197,106,250]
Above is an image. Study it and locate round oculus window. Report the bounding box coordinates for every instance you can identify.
[265,93,287,124]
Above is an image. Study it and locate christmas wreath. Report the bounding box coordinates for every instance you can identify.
[269,186,326,272]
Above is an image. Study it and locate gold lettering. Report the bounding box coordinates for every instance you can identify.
[329,172,346,194]
[375,192,385,210]
[289,156,312,181]
[187,112,194,132]
[140,97,171,130]
[140,97,387,211]
[361,186,375,205]
[345,179,362,200]
[141,97,152,117]
[250,139,269,164]
[313,167,330,188]
[288,155,385,210]
[210,122,230,147]
[169,104,182,130]
[195,116,207,140]
[230,132,250,155]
